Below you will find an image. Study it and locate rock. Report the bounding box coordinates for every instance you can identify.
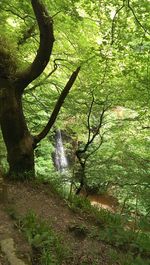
[68,224,88,239]
[0,238,29,265]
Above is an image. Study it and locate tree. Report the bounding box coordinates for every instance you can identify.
[0,0,80,179]
[75,93,110,194]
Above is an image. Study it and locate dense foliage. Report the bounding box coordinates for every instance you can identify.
[0,0,150,255]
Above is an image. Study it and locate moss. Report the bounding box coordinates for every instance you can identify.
[0,36,18,79]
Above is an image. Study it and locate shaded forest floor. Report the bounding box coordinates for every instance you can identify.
[0,181,149,265]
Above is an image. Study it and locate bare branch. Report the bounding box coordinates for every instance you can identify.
[85,133,104,163]
[75,97,108,195]
[75,97,110,173]
[33,66,80,146]
[52,11,62,18]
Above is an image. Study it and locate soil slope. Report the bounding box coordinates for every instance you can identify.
[0,182,134,265]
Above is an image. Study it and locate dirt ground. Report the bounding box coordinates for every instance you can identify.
[0,181,121,265]
[0,203,31,265]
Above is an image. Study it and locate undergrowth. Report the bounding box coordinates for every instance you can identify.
[5,206,72,265]
[20,211,69,265]
[68,194,150,264]
[5,186,150,265]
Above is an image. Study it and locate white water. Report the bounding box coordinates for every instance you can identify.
[55,129,68,172]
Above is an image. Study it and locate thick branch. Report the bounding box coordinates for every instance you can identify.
[15,0,55,91]
[26,59,59,93]
[34,66,80,146]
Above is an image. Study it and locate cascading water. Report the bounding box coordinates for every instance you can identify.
[54,129,68,172]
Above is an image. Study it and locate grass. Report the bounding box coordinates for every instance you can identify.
[5,207,69,265]
[4,185,150,265]
[68,194,150,264]
[21,211,70,265]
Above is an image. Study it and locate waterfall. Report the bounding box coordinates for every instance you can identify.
[54,129,68,172]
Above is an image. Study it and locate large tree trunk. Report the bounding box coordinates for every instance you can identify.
[0,85,34,179]
[0,0,55,180]
[0,0,80,180]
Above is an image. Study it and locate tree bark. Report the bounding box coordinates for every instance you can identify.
[0,85,34,179]
[15,0,55,92]
[0,0,54,179]
[0,0,80,180]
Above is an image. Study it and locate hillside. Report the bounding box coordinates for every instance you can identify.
[0,181,149,265]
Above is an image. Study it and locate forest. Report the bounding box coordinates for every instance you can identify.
[0,0,150,265]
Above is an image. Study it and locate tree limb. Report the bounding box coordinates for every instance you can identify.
[26,59,58,93]
[127,0,148,34]
[87,93,95,143]
[14,0,55,92]
[33,66,80,146]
